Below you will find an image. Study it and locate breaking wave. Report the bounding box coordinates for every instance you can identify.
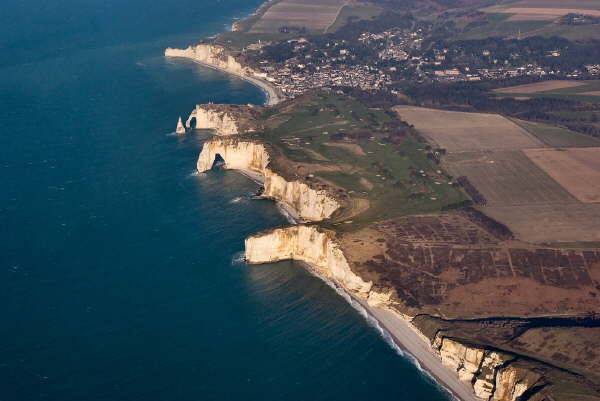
[305,269,459,401]
[276,203,298,224]
[231,251,245,265]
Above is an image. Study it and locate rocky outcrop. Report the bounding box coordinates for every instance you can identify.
[492,363,545,401]
[197,138,340,221]
[197,139,269,174]
[187,105,241,134]
[474,352,515,400]
[186,104,262,135]
[245,225,373,294]
[176,116,185,134]
[165,44,247,75]
[432,333,549,401]
[436,337,486,384]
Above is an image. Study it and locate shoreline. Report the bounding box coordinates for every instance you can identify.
[237,169,303,224]
[174,8,477,401]
[186,58,283,106]
[355,299,479,401]
[299,261,479,401]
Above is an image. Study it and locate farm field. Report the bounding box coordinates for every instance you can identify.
[524,148,600,203]
[249,0,347,33]
[494,80,600,102]
[512,119,600,148]
[493,81,585,94]
[455,13,551,39]
[483,0,600,20]
[398,106,600,244]
[465,1,600,39]
[394,106,542,151]
[484,203,600,242]
[444,151,574,205]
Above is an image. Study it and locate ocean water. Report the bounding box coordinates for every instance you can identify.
[0,1,449,400]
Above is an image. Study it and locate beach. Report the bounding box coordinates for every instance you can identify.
[297,261,480,401]
[188,59,283,106]
[358,300,480,401]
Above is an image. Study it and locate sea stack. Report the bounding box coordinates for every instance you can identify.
[176,116,185,134]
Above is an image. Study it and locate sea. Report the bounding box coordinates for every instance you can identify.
[0,0,450,400]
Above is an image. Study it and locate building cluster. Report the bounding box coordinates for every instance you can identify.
[258,64,390,97]
[247,37,393,96]
[241,25,600,97]
[427,65,592,82]
[358,29,424,61]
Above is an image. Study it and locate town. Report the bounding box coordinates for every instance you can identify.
[238,18,600,98]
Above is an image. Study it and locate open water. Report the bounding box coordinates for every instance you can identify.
[0,1,450,400]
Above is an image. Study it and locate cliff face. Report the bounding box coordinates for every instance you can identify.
[197,139,269,174]
[245,225,373,294]
[433,334,548,401]
[196,136,560,401]
[186,105,240,135]
[197,139,340,221]
[186,104,263,135]
[165,44,246,74]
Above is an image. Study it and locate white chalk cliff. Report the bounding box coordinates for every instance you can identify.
[186,105,240,135]
[433,334,546,401]
[165,44,247,75]
[197,139,340,222]
[193,134,551,401]
[245,225,373,294]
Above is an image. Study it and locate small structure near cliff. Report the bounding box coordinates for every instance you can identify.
[176,116,185,135]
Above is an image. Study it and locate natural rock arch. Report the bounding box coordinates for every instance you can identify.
[211,153,225,169]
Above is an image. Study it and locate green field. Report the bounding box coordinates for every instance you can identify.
[512,119,600,147]
[212,31,295,49]
[325,4,383,33]
[455,13,550,40]
[256,92,466,228]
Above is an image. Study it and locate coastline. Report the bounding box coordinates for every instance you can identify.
[237,169,303,224]
[186,58,283,106]
[356,299,479,401]
[171,8,477,401]
[299,261,479,401]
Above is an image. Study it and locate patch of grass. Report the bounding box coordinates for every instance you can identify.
[495,92,600,103]
[522,21,600,41]
[455,13,551,40]
[257,92,465,229]
[543,241,600,249]
[512,119,600,147]
[326,4,383,33]
[212,32,295,49]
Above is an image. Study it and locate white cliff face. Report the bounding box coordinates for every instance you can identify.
[474,352,513,400]
[438,338,485,383]
[262,173,339,222]
[433,333,544,401]
[186,105,240,135]
[197,140,269,174]
[165,44,246,74]
[492,364,543,401]
[245,225,372,294]
[197,139,340,222]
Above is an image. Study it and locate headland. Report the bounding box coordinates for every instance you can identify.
[165,1,600,400]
